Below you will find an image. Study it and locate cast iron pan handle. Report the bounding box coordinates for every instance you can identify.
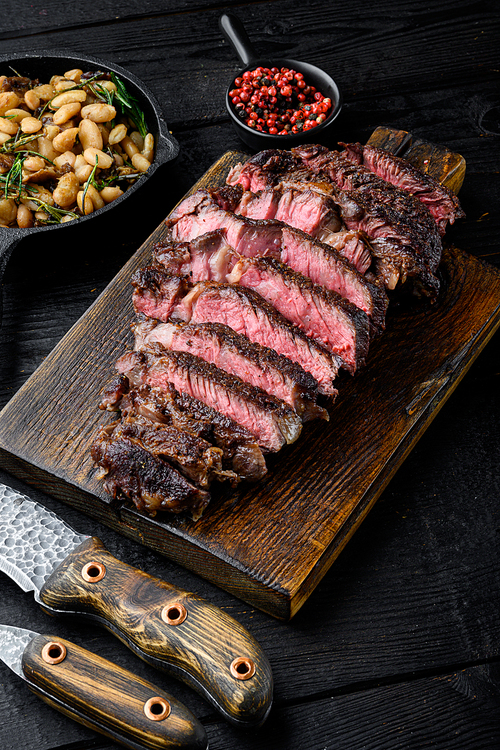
[219,12,259,68]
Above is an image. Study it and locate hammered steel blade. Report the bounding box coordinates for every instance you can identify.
[0,483,89,599]
[0,624,37,679]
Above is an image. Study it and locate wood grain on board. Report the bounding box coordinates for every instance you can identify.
[0,130,499,621]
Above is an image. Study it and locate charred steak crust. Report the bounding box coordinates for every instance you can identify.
[111,414,238,488]
[91,428,210,519]
[118,382,268,482]
[340,141,465,233]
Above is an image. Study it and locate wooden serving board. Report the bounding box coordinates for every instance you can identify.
[0,129,498,621]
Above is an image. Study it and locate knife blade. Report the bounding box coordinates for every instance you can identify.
[0,482,273,727]
[0,623,207,750]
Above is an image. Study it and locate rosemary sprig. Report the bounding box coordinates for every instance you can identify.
[110,72,147,139]
[3,153,25,199]
[81,155,99,212]
[30,197,79,224]
[0,132,40,154]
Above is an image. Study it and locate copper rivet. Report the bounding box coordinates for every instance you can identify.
[144,696,171,721]
[81,561,106,582]
[41,641,67,665]
[161,602,187,626]
[230,656,256,681]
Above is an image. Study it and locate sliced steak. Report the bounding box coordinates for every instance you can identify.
[133,318,328,422]
[340,141,465,234]
[163,198,384,330]
[279,226,387,331]
[132,269,339,397]
[292,144,443,295]
[107,414,238,488]
[91,426,210,519]
[116,347,302,452]
[115,382,267,481]
[226,256,370,372]
[234,182,343,238]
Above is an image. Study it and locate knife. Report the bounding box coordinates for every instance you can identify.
[0,482,273,727]
[0,623,207,750]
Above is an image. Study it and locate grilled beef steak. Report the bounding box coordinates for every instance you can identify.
[110,380,268,481]
[134,318,328,422]
[132,273,340,396]
[116,347,303,452]
[91,426,211,520]
[105,414,237,488]
[340,142,465,234]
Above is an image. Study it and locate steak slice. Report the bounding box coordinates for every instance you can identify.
[91,426,210,519]
[227,256,370,373]
[162,197,384,330]
[112,381,267,481]
[105,414,238,488]
[234,182,343,238]
[132,270,339,397]
[133,318,328,422]
[340,141,465,235]
[292,144,443,295]
[116,347,302,452]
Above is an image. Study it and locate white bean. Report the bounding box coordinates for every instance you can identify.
[49,90,87,109]
[20,117,43,134]
[0,199,17,224]
[131,153,151,172]
[0,92,21,115]
[77,190,93,215]
[100,186,124,203]
[108,123,127,145]
[83,147,113,169]
[80,103,117,123]
[52,127,79,152]
[0,117,19,135]
[53,172,80,207]
[16,203,34,228]
[79,119,103,150]
[53,102,81,125]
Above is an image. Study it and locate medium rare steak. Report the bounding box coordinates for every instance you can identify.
[111,381,268,481]
[162,197,384,329]
[91,427,210,519]
[132,272,340,397]
[292,144,443,294]
[134,318,328,422]
[155,233,370,370]
[227,256,370,373]
[116,347,303,452]
[340,142,465,234]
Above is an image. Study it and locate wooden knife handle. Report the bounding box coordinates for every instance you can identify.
[22,633,207,750]
[39,537,273,727]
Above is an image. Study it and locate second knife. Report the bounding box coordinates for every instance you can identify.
[0,482,273,727]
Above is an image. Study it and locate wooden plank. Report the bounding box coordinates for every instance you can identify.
[0,142,499,622]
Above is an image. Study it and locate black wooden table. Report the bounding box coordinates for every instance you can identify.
[0,2,499,748]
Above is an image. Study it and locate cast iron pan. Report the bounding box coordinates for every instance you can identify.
[0,50,179,320]
[219,12,343,150]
